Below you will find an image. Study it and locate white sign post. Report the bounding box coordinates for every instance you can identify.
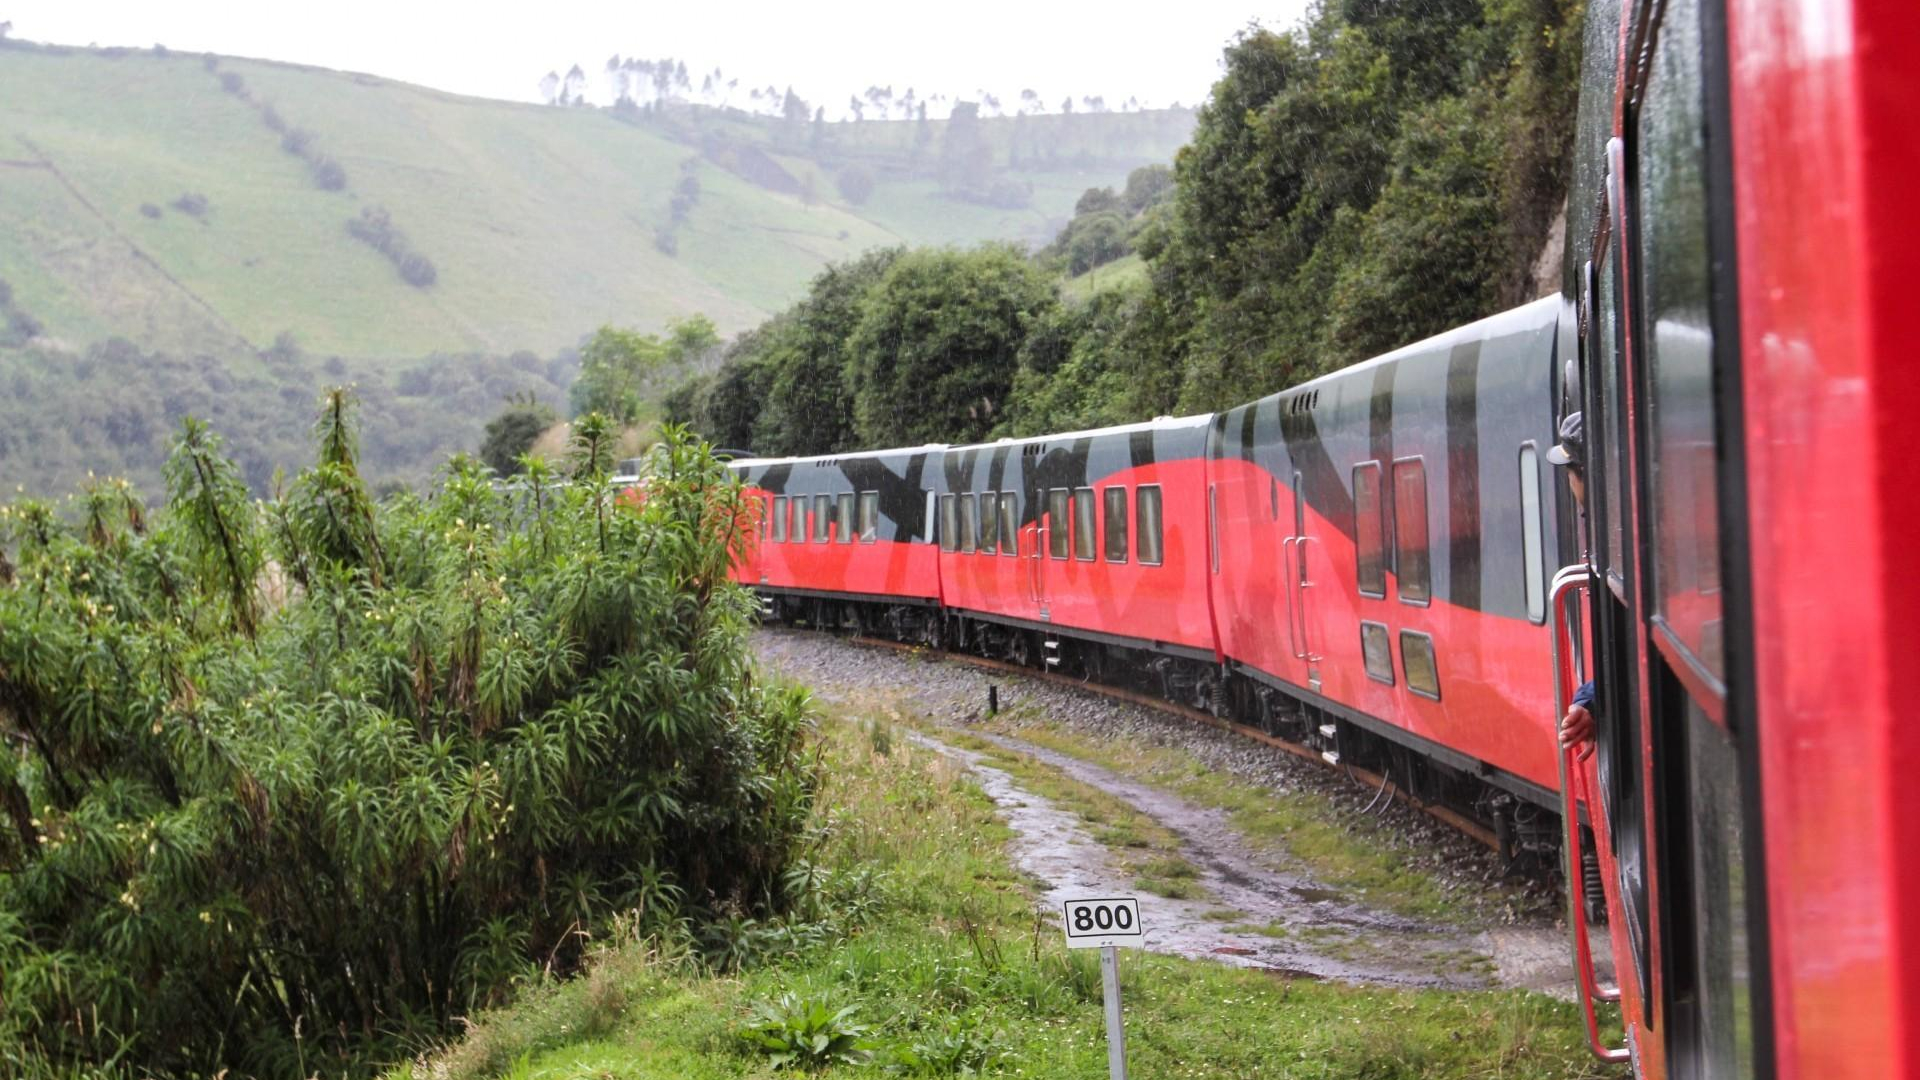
[1062,897,1143,1080]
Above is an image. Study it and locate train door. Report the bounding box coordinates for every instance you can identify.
[1283,470,1323,689]
[1569,0,1767,1073]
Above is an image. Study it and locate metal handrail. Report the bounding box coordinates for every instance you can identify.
[1549,564,1630,1064]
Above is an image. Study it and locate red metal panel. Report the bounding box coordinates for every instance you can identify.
[1209,457,1562,794]
[1727,0,1920,1074]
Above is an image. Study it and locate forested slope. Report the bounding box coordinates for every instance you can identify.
[669,0,1584,450]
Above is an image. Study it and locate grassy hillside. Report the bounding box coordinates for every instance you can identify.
[0,40,1191,496]
[0,42,1191,360]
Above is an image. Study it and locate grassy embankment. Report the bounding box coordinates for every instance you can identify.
[394,701,1607,1080]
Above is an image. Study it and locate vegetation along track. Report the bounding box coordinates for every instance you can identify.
[754,628,1613,998]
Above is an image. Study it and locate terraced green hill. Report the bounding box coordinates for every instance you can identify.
[0,41,1191,495]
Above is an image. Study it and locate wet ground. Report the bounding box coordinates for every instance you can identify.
[756,628,1611,996]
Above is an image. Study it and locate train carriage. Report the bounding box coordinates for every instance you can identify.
[933,416,1217,669]
[726,446,946,630]
[1208,297,1570,805]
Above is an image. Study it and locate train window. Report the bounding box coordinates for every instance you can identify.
[1073,488,1096,561]
[979,491,998,554]
[1399,630,1440,700]
[1104,487,1129,563]
[773,496,788,542]
[1638,0,1724,684]
[835,493,854,544]
[998,493,1019,557]
[858,491,879,544]
[1391,458,1430,604]
[939,494,957,552]
[924,491,936,545]
[813,495,830,543]
[1353,462,1386,597]
[1048,490,1070,559]
[1360,621,1393,685]
[1519,446,1546,623]
[958,494,977,553]
[1136,486,1163,566]
[790,497,804,543]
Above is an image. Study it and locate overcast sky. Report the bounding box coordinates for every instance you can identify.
[5,1,1312,116]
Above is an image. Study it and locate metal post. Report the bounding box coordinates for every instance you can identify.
[1100,945,1129,1080]
[988,685,999,715]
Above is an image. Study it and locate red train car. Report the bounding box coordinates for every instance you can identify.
[1207,298,1568,808]
[931,417,1218,669]
[724,446,945,634]
[1545,0,1920,1074]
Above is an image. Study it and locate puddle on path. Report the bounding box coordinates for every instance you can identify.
[908,728,1486,987]
[759,632,1603,997]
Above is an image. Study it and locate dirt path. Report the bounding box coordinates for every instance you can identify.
[757,629,1605,996]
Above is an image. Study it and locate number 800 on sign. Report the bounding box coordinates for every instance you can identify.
[1061,897,1144,949]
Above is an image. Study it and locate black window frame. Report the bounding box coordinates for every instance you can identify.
[1072,487,1096,561]
[1103,486,1129,564]
[1135,485,1164,567]
[1353,461,1386,598]
[1391,457,1431,606]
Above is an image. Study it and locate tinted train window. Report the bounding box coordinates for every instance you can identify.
[1392,459,1430,604]
[1400,630,1440,699]
[1073,488,1096,561]
[958,495,977,553]
[924,491,936,545]
[1638,0,1724,682]
[1361,621,1394,685]
[836,493,854,544]
[773,496,788,542]
[790,498,804,543]
[979,492,998,554]
[939,494,958,552]
[998,493,1019,557]
[1353,462,1386,597]
[859,491,879,544]
[1048,490,1070,559]
[1104,487,1128,563]
[1136,486,1163,566]
[813,495,830,543]
[1520,447,1546,623]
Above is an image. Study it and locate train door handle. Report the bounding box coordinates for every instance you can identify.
[1549,565,1628,1064]
[1281,537,1308,660]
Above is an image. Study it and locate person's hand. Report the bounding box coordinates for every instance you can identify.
[1560,704,1595,761]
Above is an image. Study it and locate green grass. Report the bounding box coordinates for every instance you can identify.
[1060,252,1148,300]
[0,42,1191,362]
[389,700,1610,1080]
[974,712,1530,924]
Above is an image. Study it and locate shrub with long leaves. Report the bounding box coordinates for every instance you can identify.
[0,398,815,1078]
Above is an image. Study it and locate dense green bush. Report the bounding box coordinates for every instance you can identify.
[0,397,817,1077]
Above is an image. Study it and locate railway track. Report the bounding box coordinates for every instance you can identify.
[844,633,1504,851]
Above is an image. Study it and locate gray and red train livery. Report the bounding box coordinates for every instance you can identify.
[706,0,1920,1073]
[727,295,1570,822]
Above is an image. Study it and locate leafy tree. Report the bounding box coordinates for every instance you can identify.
[846,245,1055,447]
[835,164,876,206]
[569,325,667,423]
[479,393,558,476]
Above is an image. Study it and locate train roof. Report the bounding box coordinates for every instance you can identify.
[1247,295,1561,408]
[945,412,1215,453]
[724,443,951,470]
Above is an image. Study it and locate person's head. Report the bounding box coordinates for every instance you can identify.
[1547,411,1586,507]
